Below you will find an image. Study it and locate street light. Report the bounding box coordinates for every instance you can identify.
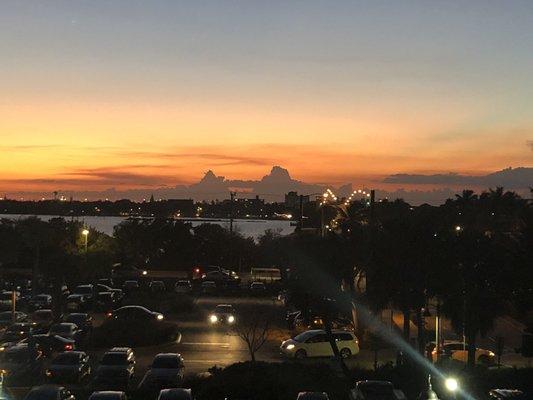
[454,225,462,232]
[82,229,89,252]
[445,377,458,392]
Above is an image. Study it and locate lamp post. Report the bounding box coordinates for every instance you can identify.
[82,229,89,253]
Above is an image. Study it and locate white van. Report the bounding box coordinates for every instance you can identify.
[280,329,359,359]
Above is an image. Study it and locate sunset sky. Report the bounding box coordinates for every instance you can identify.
[1,1,532,193]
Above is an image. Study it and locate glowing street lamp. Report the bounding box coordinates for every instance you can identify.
[82,229,89,252]
[445,377,458,392]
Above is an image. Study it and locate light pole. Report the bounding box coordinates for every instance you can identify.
[82,229,89,253]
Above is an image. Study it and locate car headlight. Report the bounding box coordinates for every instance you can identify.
[0,346,5,352]
[489,351,495,357]
[286,344,295,350]
[156,314,164,321]
[210,315,218,323]
[46,370,52,377]
[227,315,235,323]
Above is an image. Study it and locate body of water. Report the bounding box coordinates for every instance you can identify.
[0,214,295,240]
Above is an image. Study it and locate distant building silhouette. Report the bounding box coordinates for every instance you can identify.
[285,191,309,208]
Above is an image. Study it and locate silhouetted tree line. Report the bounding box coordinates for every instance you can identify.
[0,187,531,367]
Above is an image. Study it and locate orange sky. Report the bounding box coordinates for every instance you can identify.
[1,2,532,193]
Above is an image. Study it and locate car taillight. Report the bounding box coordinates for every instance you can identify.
[64,344,73,351]
[106,312,113,317]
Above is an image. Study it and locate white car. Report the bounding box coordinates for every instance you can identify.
[430,341,495,364]
[209,304,236,325]
[280,330,359,359]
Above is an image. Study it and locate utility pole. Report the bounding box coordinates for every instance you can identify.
[370,189,375,224]
[299,195,304,230]
[229,192,236,234]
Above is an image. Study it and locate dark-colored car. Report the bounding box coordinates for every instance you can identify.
[352,380,402,400]
[157,389,192,400]
[138,353,184,391]
[32,309,55,332]
[73,285,94,299]
[92,348,135,390]
[149,281,166,293]
[0,311,27,329]
[24,385,76,400]
[98,279,115,288]
[1,322,35,342]
[66,294,88,313]
[48,323,80,341]
[29,294,53,311]
[95,292,117,312]
[0,343,45,384]
[21,334,76,356]
[46,351,91,383]
[89,391,127,400]
[64,313,93,333]
[122,281,140,295]
[108,306,164,323]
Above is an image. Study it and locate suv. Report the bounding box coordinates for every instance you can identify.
[174,280,192,294]
[93,348,135,390]
[0,343,44,384]
[280,330,360,359]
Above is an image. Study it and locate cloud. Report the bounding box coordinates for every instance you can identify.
[383,167,533,188]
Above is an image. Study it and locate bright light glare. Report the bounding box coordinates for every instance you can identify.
[156,314,164,320]
[82,229,89,236]
[142,270,148,275]
[228,315,235,323]
[445,378,458,392]
[286,344,295,350]
[210,314,218,323]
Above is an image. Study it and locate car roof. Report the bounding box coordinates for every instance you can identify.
[109,347,132,353]
[154,353,182,359]
[89,391,125,400]
[27,385,64,396]
[159,388,192,400]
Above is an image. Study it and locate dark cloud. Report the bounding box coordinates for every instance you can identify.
[383,167,533,189]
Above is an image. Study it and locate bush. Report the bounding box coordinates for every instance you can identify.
[86,319,180,348]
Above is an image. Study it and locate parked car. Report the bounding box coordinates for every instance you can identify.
[280,330,359,359]
[0,343,44,384]
[0,311,27,329]
[488,389,527,399]
[149,281,166,293]
[209,304,236,325]
[1,322,35,342]
[250,281,267,294]
[123,281,140,294]
[92,347,135,390]
[46,351,91,383]
[21,334,76,356]
[157,389,192,400]
[29,294,53,310]
[64,313,93,333]
[88,392,127,400]
[296,393,329,400]
[95,292,117,312]
[138,353,185,391]
[48,323,80,340]
[201,271,240,284]
[428,341,495,364]
[66,294,88,312]
[201,281,216,294]
[107,306,164,322]
[24,385,76,400]
[351,380,405,400]
[98,279,115,288]
[174,280,192,294]
[97,284,114,293]
[0,291,19,311]
[32,309,55,332]
[73,285,94,299]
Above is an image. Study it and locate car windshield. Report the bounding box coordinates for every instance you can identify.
[293,331,320,343]
[101,353,127,365]
[75,286,92,294]
[153,356,181,369]
[53,353,80,365]
[215,306,233,313]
